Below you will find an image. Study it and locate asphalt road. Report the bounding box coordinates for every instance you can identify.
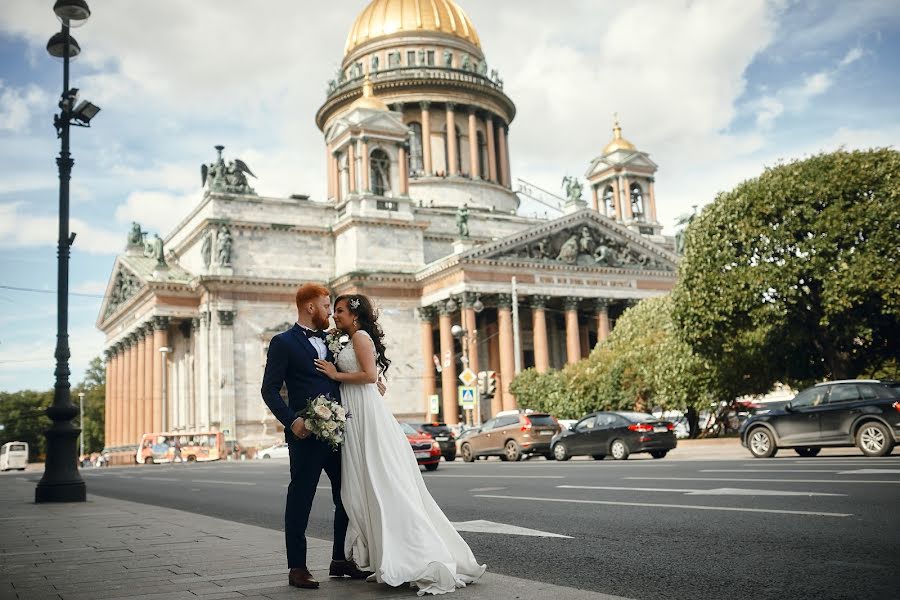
[13,451,900,600]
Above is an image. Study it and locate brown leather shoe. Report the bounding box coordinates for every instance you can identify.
[289,567,319,589]
[329,558,374,579]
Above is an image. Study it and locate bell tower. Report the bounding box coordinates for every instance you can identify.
[585,118,663,237]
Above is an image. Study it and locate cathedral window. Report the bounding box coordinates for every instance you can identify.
[408,122,424,175]
[427,50,435,66]
[370,149,391,196]
[477,131,487,179]
[630,183,645,220]
[407,50,416,66]
[603,186,615,215]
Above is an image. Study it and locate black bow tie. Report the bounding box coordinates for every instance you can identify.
[302,328,326,340]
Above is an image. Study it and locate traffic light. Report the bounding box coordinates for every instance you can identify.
[485,370,497,397]
[477,371,487,394]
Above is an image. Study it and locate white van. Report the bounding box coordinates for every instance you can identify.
[0,441,29,471]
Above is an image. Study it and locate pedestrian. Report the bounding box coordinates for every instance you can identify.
[686,406,700,439]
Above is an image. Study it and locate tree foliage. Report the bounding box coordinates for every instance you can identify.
[673,149,900,391]
[73,356,106,454]
[0,390,52,460]
[511,296,718,418]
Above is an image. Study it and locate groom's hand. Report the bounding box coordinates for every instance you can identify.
[291,417,310,439]
[377,377,387,397]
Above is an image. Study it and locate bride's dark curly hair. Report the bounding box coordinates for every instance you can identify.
[335,293,391,376]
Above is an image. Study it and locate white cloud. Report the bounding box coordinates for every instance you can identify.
[0,323,105,392]
[0,202,122,254]
[0,80,49,133]
[755,96,785,128]
[114,190,202,235]
[839,45,865,67]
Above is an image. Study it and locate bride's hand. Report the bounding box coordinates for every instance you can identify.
[314,358,337,379]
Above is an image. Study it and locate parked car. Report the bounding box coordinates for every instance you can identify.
[400,422,442,471]
[407,422,457,461]
[740,379,900,458]
[258,442,290,459]
[551,411,677,461]
[459,413,560,462]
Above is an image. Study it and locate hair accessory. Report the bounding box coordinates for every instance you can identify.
[349,298,361,310]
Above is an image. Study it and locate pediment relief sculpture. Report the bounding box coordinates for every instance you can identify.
[494,224,673,271]
[104,267,141,319]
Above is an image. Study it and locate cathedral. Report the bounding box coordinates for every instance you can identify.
[97,0,679,462]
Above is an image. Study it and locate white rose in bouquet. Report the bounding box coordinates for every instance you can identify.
[324,420,338,432]
[334,406,347,421]
[314,404,333,420]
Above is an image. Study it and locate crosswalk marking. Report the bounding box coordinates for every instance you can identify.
[451,519,572,538]
[627,476,900,484]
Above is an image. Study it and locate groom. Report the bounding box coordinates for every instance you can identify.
[261,283,373,589]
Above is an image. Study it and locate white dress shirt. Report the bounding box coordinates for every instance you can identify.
[292,323,326,435]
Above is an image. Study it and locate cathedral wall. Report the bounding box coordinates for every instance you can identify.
[367,301,427,418]
[334,223,424,275]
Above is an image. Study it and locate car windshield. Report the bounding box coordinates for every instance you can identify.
[400,422,418,435]
[618,412,657,422]
[526,415,556,426]
[420,424,451,435]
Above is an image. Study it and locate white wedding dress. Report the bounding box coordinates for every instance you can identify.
[338,330,486,596]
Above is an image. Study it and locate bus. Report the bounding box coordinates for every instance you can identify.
[0,441,29,471]
[136,431,226,464]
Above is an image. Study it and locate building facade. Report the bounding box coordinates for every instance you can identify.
[97,0,678,462]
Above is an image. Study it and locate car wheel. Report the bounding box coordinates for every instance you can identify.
[543,452,555,460]
[747,427,778,458]
[591,454,606,460]
[610,439,630,460]
[143,457,153,465]
[424,463,439,471]
[553,442,571,461]
[794,447,821,457]
[857,421,894,457]
[461,443,475,463]
[650,450,668,459]
[445,454,457,462]
[504,441,522,462]
[262,454,271,459]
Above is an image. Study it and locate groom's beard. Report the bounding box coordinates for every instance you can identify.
[312,312,330,331]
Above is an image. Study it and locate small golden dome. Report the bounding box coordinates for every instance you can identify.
[345,0,481,57]
[603,118,637,155]
[350,74,389,112]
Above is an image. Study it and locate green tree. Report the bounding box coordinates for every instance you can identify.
[0,390,52,460]
[73,356,106,454]
[673,149,900,392]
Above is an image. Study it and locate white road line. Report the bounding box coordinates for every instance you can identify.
[626,476,900,484]
[139,476,179,481]
[451,519,572,538]
[837,469,900,474]
[192,479,256,486]
[469,487,508,492]
[431,474,565,479]
[473,494,851,517]
[702,469,849,473]
[557,485,845,497]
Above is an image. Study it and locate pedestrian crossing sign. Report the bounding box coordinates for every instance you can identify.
[458,386,477,409]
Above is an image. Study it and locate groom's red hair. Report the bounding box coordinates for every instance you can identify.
[295,283,330,312]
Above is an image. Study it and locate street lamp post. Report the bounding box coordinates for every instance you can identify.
[36,0,99,504]
[78,391,85,460]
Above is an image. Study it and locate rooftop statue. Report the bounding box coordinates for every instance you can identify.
[561,175,583,203]
[202,145,257,195]
[456,203,470,239]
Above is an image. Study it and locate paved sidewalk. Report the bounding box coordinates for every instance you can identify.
[0,476,631,600]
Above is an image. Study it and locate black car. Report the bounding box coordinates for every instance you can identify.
[551,411,677,461]
[407,423,456,461]
[740,379,900,458]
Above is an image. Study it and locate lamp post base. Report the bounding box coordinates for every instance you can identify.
[35,423,85,503]
[35,480,86,503]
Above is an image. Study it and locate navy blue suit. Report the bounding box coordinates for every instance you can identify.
[260,323,347,568]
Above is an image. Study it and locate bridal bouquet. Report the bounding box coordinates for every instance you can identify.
[296,394,348,450]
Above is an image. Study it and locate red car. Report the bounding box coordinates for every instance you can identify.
[400,422,441,471]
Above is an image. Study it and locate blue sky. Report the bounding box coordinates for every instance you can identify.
[0,0,898,392]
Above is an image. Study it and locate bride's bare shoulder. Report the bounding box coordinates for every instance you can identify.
[352,329,373,343]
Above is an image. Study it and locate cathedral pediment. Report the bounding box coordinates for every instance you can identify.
[326,109,409,144]
[97,254,195,325]
[462,209,677,272]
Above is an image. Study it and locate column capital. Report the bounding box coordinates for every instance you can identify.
[218,310,236,327]
[417,306,436,322]
[125,332,138,347]
[200,310,212,326]
[446,102,457,112]
[563,296,582,311]
[420,101,431,110]
[623,298,640,308]
[360,136,370,144]
[437,302,455,316]
[151,315,170,331]
[104,348,113,361]
[467,105,478,116]
[594,297,613,311]
[191,317,201,331]
[496,293,513,309]
[140,322,154,337]
[529,295,551,309]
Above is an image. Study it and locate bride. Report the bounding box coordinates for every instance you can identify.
[314,294,486,596]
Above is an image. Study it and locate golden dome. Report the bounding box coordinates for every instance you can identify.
[603,118,637,155]
[350,74,389,112]
[345,0,481,57]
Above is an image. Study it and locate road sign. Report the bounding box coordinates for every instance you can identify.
[428,394,440,414]
[458,367,477,387]
[458,386,477,409]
